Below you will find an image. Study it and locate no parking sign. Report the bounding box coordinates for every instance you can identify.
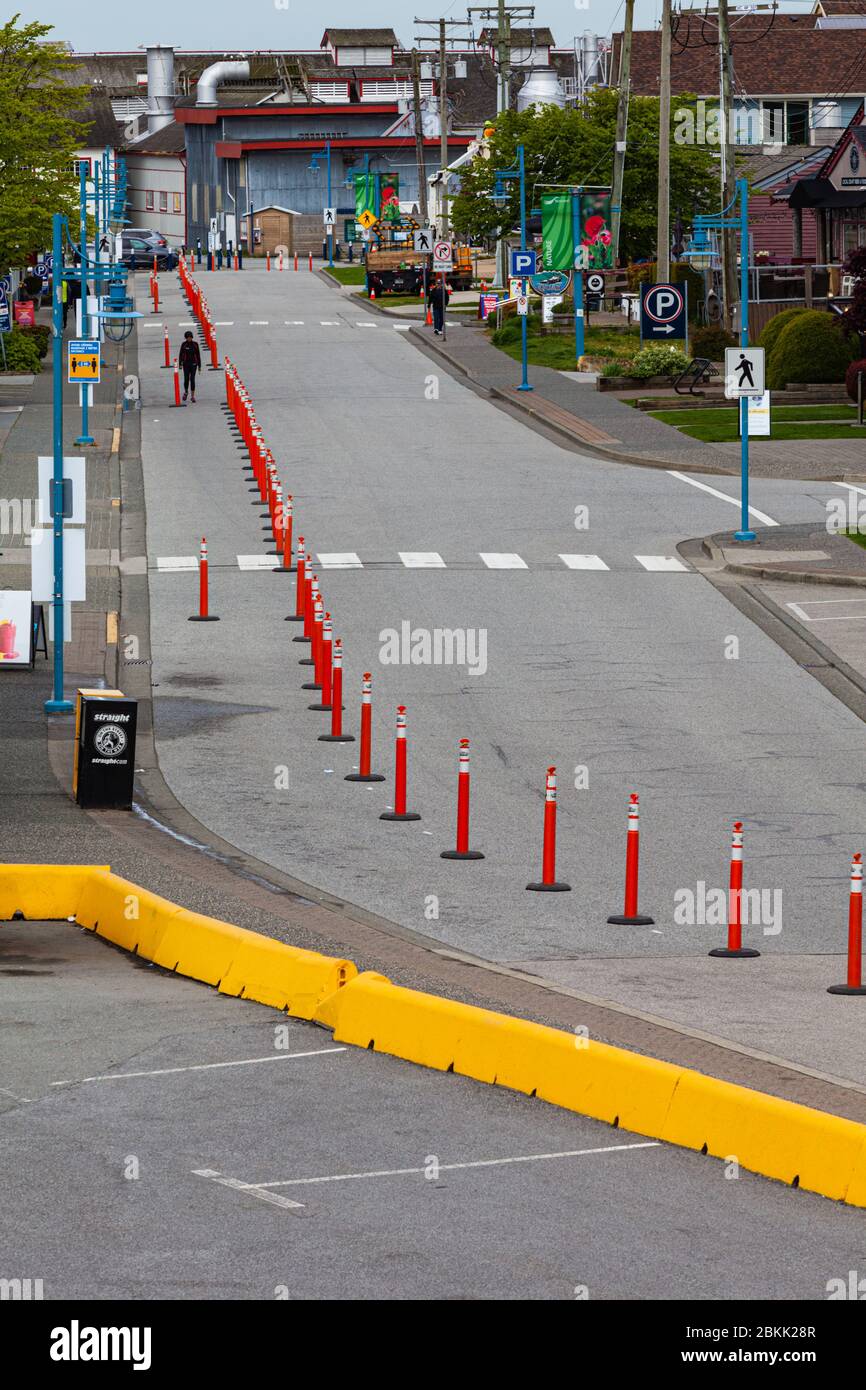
[640,282,688,342]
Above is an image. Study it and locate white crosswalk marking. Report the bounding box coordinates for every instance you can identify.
[480,553,528,569]
[400,552,446,568]
[285,321,305,325]
[237,555,279,571]
[559,554,610,571]
[634,555,689,572]
[156,556,197,572]
[356,322,377,329]
[249,320,269,325]
[393,324,412,331]
[321,321,340,326]
[318,552,363,569]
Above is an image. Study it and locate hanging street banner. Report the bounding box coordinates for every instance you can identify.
[578,190,614,270]
[380,172,401,224]
[541,194,573,273]
[354,172,377,223]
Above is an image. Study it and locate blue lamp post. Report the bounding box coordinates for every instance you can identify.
[493,143,532,393]
[687,178,756,542]
[45,212,73,714]
[74,161,95,448]
[311,141,334,267]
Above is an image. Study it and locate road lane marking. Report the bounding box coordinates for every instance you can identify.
[666,470,779,527]
[253,1141,660,1189]
[237,554,279,571]
[480,552,528,569]
[393,324,412,331]
[559,554,610,571]
[635,555,690,572]
[51,1047,346,1086]
[249,320,269,325]
[193,1169,305,1211]
[318,551,363,569]
[156,556,198,572]
[285,320,305,325]
[787,598,866,623]
[400,551,446,568]
[321,321,340,326]
[356,322,377,328]
[214,321,234,326]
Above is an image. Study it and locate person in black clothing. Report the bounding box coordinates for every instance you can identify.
[428,278,448,335]
[178,331,201,402]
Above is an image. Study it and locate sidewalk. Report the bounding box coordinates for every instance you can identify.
[407,317,866,482]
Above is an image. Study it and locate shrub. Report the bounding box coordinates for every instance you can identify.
[1,328,42,374]
[846,358,866,403]
[766,309,857,390]
[625,262,704,320]
[600,359,626,377]
[691,324,736,360]
[626,344,692,379]
[18,323,50,359]
[758,306,810,357]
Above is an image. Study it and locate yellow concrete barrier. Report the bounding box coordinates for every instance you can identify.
[0,864,110,921]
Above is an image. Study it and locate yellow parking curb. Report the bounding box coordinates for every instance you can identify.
[4,863,866,1208]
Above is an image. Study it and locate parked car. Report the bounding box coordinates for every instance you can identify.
[124,227,169,249]
[120,237,178,271]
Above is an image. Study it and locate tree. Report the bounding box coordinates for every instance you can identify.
[450,89,718,264]
[841,246,866,352]
[0,14,89,273]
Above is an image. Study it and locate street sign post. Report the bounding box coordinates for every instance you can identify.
[414,227,434,254]
[640,282,688,342]
[725,346,765,398]
[510,249,537,279]
[68,339,100,384]
[323,207,337,229]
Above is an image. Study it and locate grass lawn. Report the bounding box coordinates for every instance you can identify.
[493,323,640,371]
[649,404,866,442]
[327,265,366,285]
[847,531,866,551]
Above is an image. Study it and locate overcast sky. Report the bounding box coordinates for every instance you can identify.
[10,1,815,54]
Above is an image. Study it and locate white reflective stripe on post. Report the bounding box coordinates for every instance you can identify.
[459,739,470,772]
[852,855,863,893]
[731,823,744,861]
[628,793,639,830]
[545,768,557,802]
[396,707,407,738]
[362,674,372,704]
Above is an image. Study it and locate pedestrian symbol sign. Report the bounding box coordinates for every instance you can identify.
[68,340,100,384]
[414,227,434,253]
[357,209,378,231]
[323,207,337,229]
[725,346,765,398]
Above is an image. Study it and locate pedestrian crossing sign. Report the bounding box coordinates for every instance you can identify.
[724,346,764,399]
[357,209,378,231]
[68,340,100,384]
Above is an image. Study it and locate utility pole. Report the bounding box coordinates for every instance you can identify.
[657,0,672,281]
[411,49,429,223]
[610,0,635,268]
[718,0,738,331]
[440,19,450,237]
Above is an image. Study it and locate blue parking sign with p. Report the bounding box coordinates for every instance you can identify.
[640,282,688,342]
[510,249,537,278]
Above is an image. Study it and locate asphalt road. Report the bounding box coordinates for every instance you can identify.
[136,266,866,1084]
[1,917,863,1301]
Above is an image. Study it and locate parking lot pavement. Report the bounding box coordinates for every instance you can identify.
[2,918,865,1301]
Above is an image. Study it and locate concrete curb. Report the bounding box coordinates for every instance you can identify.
[7,863,866,1210]
[702,535,866,589]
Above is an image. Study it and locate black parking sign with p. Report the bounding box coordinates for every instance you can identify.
[640,282,688,343]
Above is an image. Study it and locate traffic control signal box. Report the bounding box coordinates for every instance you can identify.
[74,689,138,809]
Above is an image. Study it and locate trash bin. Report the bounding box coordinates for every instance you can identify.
[74,688,138,809]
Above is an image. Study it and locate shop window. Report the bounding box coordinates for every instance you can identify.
[145,190,154,211]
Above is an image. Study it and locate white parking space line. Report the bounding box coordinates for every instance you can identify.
[237,555,279,571]
[318,551,363,569]
[480,552,528,569]
[667,470,779,527]
[193,1169,305,1211]
[787,598,866,623]
[156,556,197,572]
[559,553,610,571]
[399,551,446,568]
[635,555,690,572]
[51,1047,346,1086]
[253,1141,660,1189]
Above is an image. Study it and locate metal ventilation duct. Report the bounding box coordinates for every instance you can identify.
[146,45,175,133]
[516,65,566,113]
[196,59,251,108]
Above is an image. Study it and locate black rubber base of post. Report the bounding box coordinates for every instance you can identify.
[188,615,220,622]
[293,636,311,645]
[273,565,296,573]
[301,681,321,692]
[607,913,655,926]
[285,614,304,623]
[441,850,485,861]
[380,811,421,822]
[299,658,315,668]
[345,772,383,782]
[708,947,761,958]
[320,733,356,743]
[170,403,186,409]
[526,881,571,892]
[827,983,866,995]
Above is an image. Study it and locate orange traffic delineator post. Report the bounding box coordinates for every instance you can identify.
[345,673,383,781]
[208,336,219,371]
[162,326,171,368]
[607,793,654,925]
[302,595,324,687]
[152,278,160,314]
[266,252,271,272]
[309,252,314,272]
[441,739,484,861]
[279,252,284,272]
[320,640,354,743]
[380,706,421,822]
[281,494,295,572]
[297,575,318,654]
[285,536,306,622]
[526,767,570,892]
[709,822,760,959]
[828,853,866,995]
[309,614,337,710]
[171,359,184,408]
[294,252,299,272]
[188,538,219,622]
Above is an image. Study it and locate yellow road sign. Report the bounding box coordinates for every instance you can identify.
[68,339,101,384]
[357,209,378,231]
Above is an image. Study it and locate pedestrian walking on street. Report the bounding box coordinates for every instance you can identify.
[428,278,448,336]
[178,331,201,403]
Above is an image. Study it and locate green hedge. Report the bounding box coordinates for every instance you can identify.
[690,324,736,360]
[766,310,857,390]
[1,327,42,374]
[758,306,810,357]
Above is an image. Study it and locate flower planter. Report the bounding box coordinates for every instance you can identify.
[596,374,675,391]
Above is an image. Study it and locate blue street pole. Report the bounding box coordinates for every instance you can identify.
[572,187,585,361]
[74,161,95,448]
[327,142,334,267]
[734,176,756,543]
[45,212,73,714]
[517,145,532,392]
